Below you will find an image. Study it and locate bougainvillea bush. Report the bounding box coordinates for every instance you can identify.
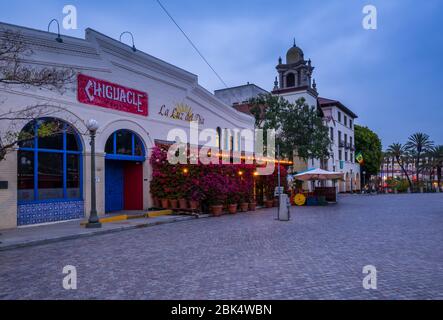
[149,145,285,208]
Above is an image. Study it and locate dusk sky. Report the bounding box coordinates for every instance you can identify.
[1,0,442,148]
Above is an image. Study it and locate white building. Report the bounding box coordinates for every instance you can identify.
[0,22,254,229]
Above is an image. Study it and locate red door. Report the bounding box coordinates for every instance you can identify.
[123,162,143,210]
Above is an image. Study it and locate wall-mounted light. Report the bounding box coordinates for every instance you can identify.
[47,19,63,43]
[119,31,136,52]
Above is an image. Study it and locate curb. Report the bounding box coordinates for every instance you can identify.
[0,214,210,252]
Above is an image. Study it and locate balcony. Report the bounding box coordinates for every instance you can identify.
[345,142,351,150]
[339,140,345,148]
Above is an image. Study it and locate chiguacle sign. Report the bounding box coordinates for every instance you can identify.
[77,74,148,116]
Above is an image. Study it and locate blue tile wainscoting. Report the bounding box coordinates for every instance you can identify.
[18,201,85,226]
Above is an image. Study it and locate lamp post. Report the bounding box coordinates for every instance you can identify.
[86,119,101,229]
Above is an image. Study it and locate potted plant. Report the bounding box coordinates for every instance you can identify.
[169,197,178,209]
[188,186,203,210]
[227,199,238,214]
[239,193,249,212]
[201,173,228,216]
[264,186,274,208]
[152,197,160,208]
[161,198,169,209]
[177,190,187,210]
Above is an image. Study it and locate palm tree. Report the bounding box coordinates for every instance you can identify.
[429,145,443,191]
[387,143,413,190]
[405,133,434,186]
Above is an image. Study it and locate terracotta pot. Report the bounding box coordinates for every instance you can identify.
[273,198,280,207]
[228,204,238,214]
[161,199,169,209]
[178,199,188,209]
[240,202,249,212]
[210,205,223,216]
[249,202,257,211]
[169,199,178,209]
[189,200,199,210]
[265,200,274,208]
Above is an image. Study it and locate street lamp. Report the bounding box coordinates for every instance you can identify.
[85,119,101,229]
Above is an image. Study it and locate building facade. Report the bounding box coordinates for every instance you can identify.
[216,43,361,192]
[0,22,254,230]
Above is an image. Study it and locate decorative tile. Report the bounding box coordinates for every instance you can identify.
[18,201,84,226]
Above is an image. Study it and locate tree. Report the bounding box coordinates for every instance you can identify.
[249,94,330,161]
[0,28,76,161]
[405,132,434,184]
[354,125,382,183]
[386,143,413,190]
[428,145,443,191]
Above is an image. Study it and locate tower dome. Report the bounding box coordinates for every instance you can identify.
[286,40,304,64]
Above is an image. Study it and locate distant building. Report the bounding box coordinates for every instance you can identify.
[214,83,269,114]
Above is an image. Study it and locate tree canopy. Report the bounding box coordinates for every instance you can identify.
[354,125,382,178]
[249,94,330,161]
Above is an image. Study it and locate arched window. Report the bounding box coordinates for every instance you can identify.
[18,118,82,203]
[286,73,295,88]
[105,130,145,161]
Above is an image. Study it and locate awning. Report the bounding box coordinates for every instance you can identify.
[293,168,345,181]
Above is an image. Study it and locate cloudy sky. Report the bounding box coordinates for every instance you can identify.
[1,0,442,147]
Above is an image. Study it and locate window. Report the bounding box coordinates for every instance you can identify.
[350,119,353,129]
[345,152,348,162]
[116,130,133,155]
[18,118,82,203]
[344,115,348,127]
[105,130,145,160]
[339,150,343,161]
[350,137,353,148]
[216,127,221,149]
[330,127,334,141]
[286,73,295,87]
[344,134,348,144]
[338,131,342,142]
[338,111,342,123]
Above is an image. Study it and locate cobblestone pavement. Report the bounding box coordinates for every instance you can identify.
[0,194,442,300]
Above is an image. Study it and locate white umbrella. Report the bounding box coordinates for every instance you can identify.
[294,168,344,181]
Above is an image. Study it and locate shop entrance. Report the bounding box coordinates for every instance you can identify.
[105,160,143,213]
[104,130,146,213]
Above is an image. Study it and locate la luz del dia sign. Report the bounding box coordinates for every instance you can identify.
[77,74,148,116]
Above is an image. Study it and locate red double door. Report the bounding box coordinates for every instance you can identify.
[123,162,143,211]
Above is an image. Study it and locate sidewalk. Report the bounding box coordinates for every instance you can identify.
[0,214,209,252]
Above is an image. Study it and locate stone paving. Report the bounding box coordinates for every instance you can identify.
[0,194,442,300]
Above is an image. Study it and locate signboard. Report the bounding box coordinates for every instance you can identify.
[356,152,364,164]
[159,103,205,125]
[77,74,148,116]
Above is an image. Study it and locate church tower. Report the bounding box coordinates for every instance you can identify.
[272,40,318,107]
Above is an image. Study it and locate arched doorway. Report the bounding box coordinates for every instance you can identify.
[346,173,351,192]
[104,130,145,213]
[17,118,84,225]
